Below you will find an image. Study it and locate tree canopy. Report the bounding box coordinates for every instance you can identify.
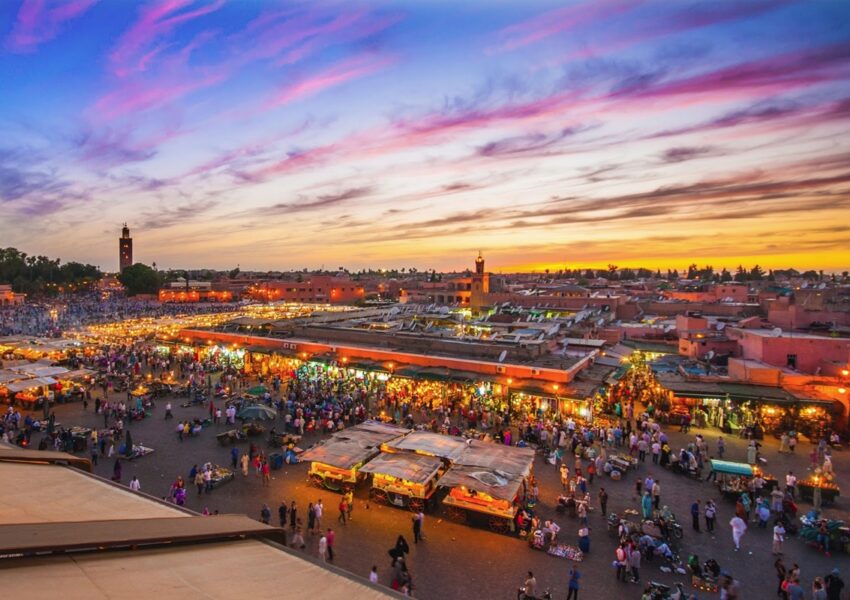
[117,263,162,296]
[0,248,101,295]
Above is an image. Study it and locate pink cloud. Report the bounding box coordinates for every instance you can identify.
[110,0,223,76]
[497,0,639,51]
[265,54,396,109]
[5,0,98,53]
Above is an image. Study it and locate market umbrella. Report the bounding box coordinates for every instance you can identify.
[236,404,277,421]
[124,430,134,457]
[246,385,267,396]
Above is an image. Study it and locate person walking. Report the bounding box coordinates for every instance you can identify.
[289,500,297,531]
[326,528,335,562]
[345,490,354,521]
[240,452,249,477]
[338,496,348,525]
[615,544,628,582]
[230,446,238,469]
[730,514,747,551]
[775,558,787,598]
[260,504,271,524]
[641,491,653,520]
[717,436,725,459]
[318,532,328,562]
[628,544,642,583]
[261,460,270,487]
[278,501,288,528]
[651,480,661,511]
[412,512,422,543]
[705,500,717,533]
[566,567,581,600]
[307,502,316,534]
[390,535,410,566]
[691,500,701,532]
[194,469,205,495]
[599,487,609,516]
[773,521,786,555]
[314,499,324,531]
[825,568,844,600]
[129,475,141,491]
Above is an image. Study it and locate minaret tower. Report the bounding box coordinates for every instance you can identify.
[119,223,133,272]
[470,251,490,310]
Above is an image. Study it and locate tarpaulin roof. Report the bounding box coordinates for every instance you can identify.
[358,452,443,484]
[5,377,56,392]
[437,465,524,502]
[454,439,534,477]
[384,431,468,462]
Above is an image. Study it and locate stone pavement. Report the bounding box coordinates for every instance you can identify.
[34,398,850,599]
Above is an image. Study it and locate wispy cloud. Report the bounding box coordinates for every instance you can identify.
[110,0,224,76]
[264,54,395,109]
[497,0,637,51]
[5,0,98,53]
[267,186,374,214]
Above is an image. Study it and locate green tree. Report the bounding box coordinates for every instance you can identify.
[117,263,162,296]
[720,268,732,282]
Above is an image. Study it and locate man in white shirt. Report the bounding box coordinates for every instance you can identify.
[729,515,747,551]
[786,471,797,498]
[129,476,141,491]
[369,566,379,584]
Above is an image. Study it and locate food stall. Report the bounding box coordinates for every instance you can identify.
[438,439,535,534]
[439,465,526,533]
[359,452,445,512]
[709,459,776,498]
[798,475,840,505]
[209,464,235,488]
[300,421,409,493]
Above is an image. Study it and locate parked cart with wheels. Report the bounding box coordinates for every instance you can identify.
[360,451,444,512]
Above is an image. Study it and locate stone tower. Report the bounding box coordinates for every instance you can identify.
[470,251,490,310]
[119,223,133,272]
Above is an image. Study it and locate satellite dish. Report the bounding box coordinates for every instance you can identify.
[716,322,726,331]
[772,327,783,337]
[498,350,507,363]
[705,350,715,360]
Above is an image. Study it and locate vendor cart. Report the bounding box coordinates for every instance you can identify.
[360,451,444,512]
[268,429,302,449]
[209,464,235,488]
[439,465,524,534]
[798,479,840,505]
[709,459,774,499]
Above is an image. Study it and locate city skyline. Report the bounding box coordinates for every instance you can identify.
[2,0,850,272]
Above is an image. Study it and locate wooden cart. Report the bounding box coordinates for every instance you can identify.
[359,452,444,512]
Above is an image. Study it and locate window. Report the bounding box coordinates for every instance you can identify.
[786,354,797,369]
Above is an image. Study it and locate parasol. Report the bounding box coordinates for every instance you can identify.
[236,404,277,421]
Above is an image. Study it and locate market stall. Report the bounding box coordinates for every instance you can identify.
[438,465,526,534]
[437,439,535,534]
[709,459,776,498]
[209,464,235,488]
[359,452,444,512]
[798,475,840,505]
[300,421,409,493]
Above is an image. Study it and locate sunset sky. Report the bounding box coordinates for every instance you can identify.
[1,0,849,273]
